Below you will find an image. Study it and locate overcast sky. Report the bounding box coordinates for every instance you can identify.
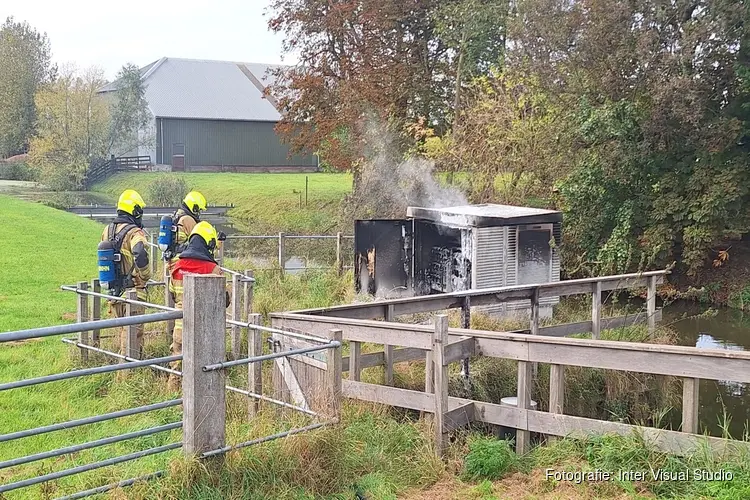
[2,0,294,81]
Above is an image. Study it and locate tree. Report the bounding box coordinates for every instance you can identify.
[507,0,750,275]
[29,65,110,190]
[107,63,152,157]
[0,17,53,158]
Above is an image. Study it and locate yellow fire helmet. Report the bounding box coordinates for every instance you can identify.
[117,189,146,217]
[184,191,207,214]
[190,221,218,250]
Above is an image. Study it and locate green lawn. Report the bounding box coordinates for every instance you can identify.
[93,172,353,235]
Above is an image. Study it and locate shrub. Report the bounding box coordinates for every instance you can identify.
[0,161,35,181]
[463,437,518,481]
[147,175,190,207]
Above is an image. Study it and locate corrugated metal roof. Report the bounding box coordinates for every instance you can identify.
[99,57,286,122]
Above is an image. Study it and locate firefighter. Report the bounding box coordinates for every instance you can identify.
[167,221,230,390]
[101,189,151,357]
[166,191,208,271]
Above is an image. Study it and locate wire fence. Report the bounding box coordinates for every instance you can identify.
[0,270,340,499]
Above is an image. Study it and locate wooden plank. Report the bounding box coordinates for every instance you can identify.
[444,402,474,433]
[326,329,343,419]
[248,314,262,418]
[275,357,310,410]
[273,316,432,349]
[537,311,658,338]
[288,271,669,317]
[433,315,449,457]
[591,281,602,340]
[76,281,89,362]
[444,338,476,365]
[343,380,433,412]
[473,401,526,430]
[349,341,361,381]
[516,360,533,455]
[524,411,750,459]
[91,280,101,348]
[682,377,700,434]
[647,275,657,335]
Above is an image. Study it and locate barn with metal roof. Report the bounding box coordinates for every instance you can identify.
[98,57,318,172]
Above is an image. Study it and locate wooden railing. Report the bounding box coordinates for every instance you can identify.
[268,270,750,458]
[84,156,152,187]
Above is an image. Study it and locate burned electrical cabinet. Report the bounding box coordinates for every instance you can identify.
[354,204,563,317]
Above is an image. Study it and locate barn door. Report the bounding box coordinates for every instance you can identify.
[172,143,185,171]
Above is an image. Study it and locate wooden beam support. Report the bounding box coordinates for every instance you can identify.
[247,313,262,418]
[433,315,449,457]
[349,341,361,381]
[76,281,89,362]
[591,281,602,340]
[682,377,700,435]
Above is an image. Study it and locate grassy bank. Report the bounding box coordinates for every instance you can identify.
[92,172,353,235]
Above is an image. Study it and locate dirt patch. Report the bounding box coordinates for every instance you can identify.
[399,469,656,499]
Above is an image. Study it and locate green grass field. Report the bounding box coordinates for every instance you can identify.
[93,173,353,235]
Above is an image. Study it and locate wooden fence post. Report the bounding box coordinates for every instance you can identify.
[349,341,361,381]
[548,364,565,442]
[384,305,395,386]
[647,275,657,336]
[230,274,242,360]
[591,281,602,340]
[76,281,89,362]
[164,269,174,344]
[326,329,343,420]
[682,377,700,434]
[182,273,226,457]
[243,270,254,319]
[531,288,540,378]
[248,313,263,418]
[278,232,285,276]
[433,315,449,457]
[461,297,471,379]
[91,279,101,348]
[336,232,343,276]
[125,290,140,360]
[217,241,225,267]
[149,233,157,276]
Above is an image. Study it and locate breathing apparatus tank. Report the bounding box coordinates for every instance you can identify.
[158,215,175,252]
[97,240,117,289]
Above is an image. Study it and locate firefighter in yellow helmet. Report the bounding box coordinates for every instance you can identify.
[101,189,152,357]
[166,191,207,266]
[166,221,230,390]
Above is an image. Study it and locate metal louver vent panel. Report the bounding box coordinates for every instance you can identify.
[474,227,505,289]
[541,221,562,307]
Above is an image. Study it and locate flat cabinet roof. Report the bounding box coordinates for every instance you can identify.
[406,204,562,228]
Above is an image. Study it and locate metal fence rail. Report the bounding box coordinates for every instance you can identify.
[0,311,182,343]
[0,423,182,470]
[200,422,332,458]
[0,355,182,391]
[203,341,341,372]
[0,443,182,494]
[0,400,182,443]
[53,471,165,500]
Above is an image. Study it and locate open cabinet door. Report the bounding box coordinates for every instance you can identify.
[354,219,412,297]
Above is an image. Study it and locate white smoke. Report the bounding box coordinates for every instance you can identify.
[354,119,468,218]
